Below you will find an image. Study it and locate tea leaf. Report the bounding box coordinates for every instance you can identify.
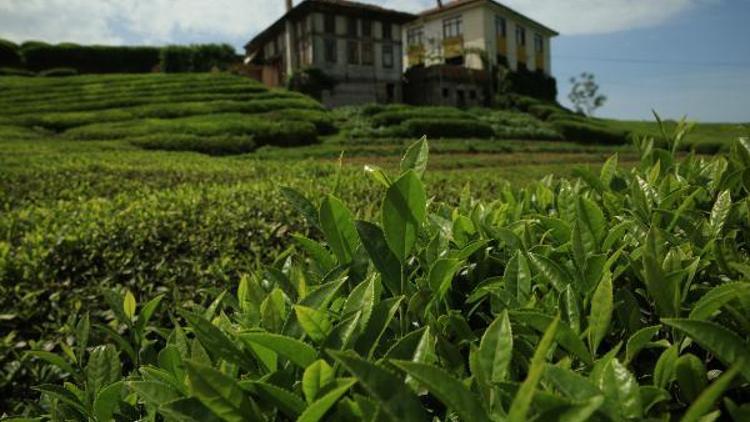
[382,170,426,262]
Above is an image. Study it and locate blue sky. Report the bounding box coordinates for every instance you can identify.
[1,0,748,122]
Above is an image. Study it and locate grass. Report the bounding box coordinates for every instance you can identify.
[602,118,749,150]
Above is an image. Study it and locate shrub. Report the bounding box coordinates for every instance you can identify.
[21,44,161,73]
[401,117,495,138]
[505,68,557,101]
[528,104,564,120]
[0,39,22,68]
[265,109,338,135]
[0,67,35,77]
[287,67,337,100]
[11,135,750,420]
[160,44,238,73]
[130,134,257,155]
[553,119,631,145]
[37,67,78,77]
[371,107,471,127]
[160,45,194,73]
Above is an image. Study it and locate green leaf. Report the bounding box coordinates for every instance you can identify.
[181,311,253,370]
[429,258,463,300]
[576,196,605,253]
[508,316,560,421]
[136,294,164,334]
[295,305,332,344]
[354,296,403,358]
[600,153,618,187]
[241,381,305,419]
[588,273,613,355]
[382,170,427,262]
[681,361,744,422]
[625,325,661,364]
[392,360,491,422]
[663,319,750,382]
[505,252,532,304]
[709,190,731,238]
[364,164,392,189]
[653,344,679,389]
[298,379,357,422]
[598,358,643,419]
[293,234,337,273]
[642,227,679,317]
[123,290,137,322]
[33,384,89,418]
[511,311,592,365]
[26,351,77,376]
[675,354,707,402]
[303,359,335,404]
[400,136,429,177]
[544,365,601,402]
[329,350,427,421]
[343,276,378,334]
[319,194,360,264]
[689,282,750,321]
[355,221,402,295]
[476,310,513,385]
[557,395,605,422]
[185,360,259,422]
[93,382,125,422]
[239,332,317,369]
[129,380,181,406]
[159,397,223,422]
[86,345,121,397]
[528,252,570,292]
[281,186,321,231]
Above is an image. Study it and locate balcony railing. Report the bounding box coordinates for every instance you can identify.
[443,36,464,59]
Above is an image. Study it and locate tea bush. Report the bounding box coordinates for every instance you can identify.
[9,125,750,420]
[401,118,496,139]
[129,134,257,155]
[0,74,332,150]
[553,119,632,145]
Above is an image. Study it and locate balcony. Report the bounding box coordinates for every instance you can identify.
[496,36,507,55]
[407,45,425,67]
[442,36,464,59]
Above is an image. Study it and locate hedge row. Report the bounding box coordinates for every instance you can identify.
[399,118,495,139]
[552,120,631,145]
[129,134,257,155]
[0,39,239,74]
[371,107,472,128]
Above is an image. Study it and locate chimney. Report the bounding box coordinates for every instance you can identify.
[285,0,293,12]
[437,0,443,7]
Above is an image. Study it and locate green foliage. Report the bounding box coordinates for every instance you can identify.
[553,119,632,145]
[0,73,331,151]
[37,67,79,77]
[6,126,750,419]
[0,38,22,68]
[287,67,337,100]
[21,43,161,73]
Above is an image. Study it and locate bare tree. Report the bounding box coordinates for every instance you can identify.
[568,72,607,116]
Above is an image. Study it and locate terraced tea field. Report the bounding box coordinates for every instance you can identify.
[1,73,749,419]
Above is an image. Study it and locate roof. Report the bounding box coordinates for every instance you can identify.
[417,0,558,36]
[245,0,416,54]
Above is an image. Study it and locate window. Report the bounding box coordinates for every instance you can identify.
[443,16,462,38]
[324,14,336,34]
[516,25,526,46]
[347,17,358,37]
[382,44,393,68]
[534,34,544,53]
[495,16,506,37]
[362,19,372,38]
[362,42,374,65]
[382,23,392,40]
[469,90,477,100]
[442,88,450,98]
[407,26,424,46]
[324,38,337,63]
[347,40,359,64]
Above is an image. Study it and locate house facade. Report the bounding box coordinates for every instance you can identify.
[245,0,414,107]
[403,0,558,75]
[245,0,558,108]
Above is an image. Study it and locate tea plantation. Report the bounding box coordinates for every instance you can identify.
[1,73,749,420]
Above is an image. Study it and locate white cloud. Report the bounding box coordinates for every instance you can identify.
[0,0,717,47]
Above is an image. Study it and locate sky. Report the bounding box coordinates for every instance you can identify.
[1,0,748,122]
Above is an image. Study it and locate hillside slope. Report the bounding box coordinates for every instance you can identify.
[0,73,333,154]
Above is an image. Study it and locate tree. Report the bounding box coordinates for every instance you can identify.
[568,72,607,116]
